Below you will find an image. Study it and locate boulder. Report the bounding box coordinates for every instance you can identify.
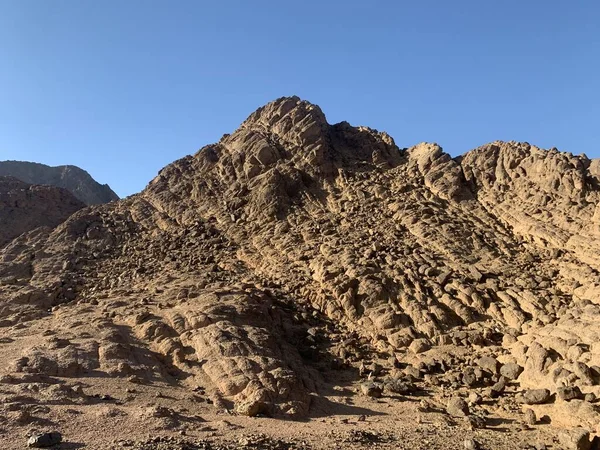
[476,356,499,375]
[557,386,584,401]
[27,432,63,448]
[558,428,592,450]
[500,362,523,380]
[516,389,551,405]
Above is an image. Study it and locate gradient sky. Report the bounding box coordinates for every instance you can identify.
[1,1,598,197]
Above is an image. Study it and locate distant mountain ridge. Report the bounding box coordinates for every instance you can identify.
[0,160,119,205]
[0,175,85,247]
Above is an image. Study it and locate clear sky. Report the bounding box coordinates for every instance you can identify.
[1,1,598,197]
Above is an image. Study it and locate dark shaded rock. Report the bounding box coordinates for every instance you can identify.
[27,431,62,448]
[386,379,416,395]
[488,376,506,398]
[557,386,584,401]
[360,382,383,398]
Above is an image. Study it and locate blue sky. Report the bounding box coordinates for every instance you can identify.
[1,1,598,197]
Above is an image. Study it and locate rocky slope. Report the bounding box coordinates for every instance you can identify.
[0,160,119,205]
[0,97,599,448]
[0,176,85,247]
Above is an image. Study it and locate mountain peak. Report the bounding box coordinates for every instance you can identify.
[242,96,328,131]
[2,98,600,444]
[0,160,119,205]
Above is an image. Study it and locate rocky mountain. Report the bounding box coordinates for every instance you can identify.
[0,97,599,449]
[0,160,119,205]
[0,176,85,247]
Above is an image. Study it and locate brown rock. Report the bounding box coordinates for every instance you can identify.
[516,389,552,405]
[557,386,584,401]
[500,363,523,380]
[446,397,469,417]
[558,428,592,450]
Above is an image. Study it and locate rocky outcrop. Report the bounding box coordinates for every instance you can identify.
[0,160,119,205]
[0,97,599,441]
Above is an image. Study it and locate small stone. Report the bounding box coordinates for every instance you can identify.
[27,432,63,448]
[584,393,596,403]
[463,438,479,450]
[523,408,536,426]
[462,370,477,387]
[489,376,506,398]
[446,397,469,417]
[360,382,383,398]
[467,392,482,405]
[467,415,486,430]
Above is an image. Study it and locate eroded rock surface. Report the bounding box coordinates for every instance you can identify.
[1,96,600,447]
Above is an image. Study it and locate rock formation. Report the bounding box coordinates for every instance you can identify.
[0,96,599,448]
[0,176,85,247]
[0,160,119,205]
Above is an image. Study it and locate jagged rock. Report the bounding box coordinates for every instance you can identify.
[408,338,430,354]
[468,392,482,405]
[385,379,416,395]
[573,362,595,386]
[488,377,506,398]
